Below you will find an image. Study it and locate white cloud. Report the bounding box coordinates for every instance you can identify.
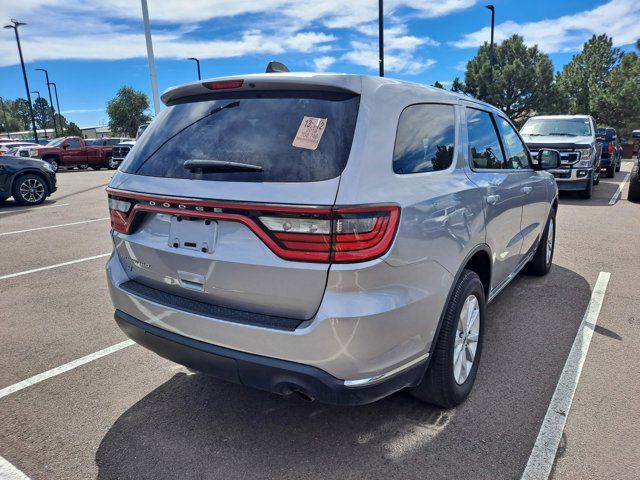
[452,0,640,53]
[0,0,471,70]
[312,56,337,72]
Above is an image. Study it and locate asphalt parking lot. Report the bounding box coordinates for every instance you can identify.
[1,164,639,480]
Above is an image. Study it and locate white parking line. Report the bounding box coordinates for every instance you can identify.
[0,217,109,237]
[0,455,30,480]
[521,271,610,480]
[0,340,135,400]
[608,174,630,205]
[0,203,69,215]
[0,253,110,281]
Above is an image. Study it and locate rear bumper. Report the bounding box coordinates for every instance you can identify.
[115,309,426,405]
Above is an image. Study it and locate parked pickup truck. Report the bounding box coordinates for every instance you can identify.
[521,115,602,199]
[36,136,113,172]
[111,123,150,168]
[596,127,622,178]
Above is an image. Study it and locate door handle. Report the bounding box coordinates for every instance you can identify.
[521,186,533,195]
[486,194,500,205]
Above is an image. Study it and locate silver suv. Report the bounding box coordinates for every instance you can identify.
[106,73,560,407]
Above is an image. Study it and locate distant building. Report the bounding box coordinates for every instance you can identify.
[81,125,111,139]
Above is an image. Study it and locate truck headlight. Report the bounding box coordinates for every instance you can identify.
[576,148,592,160]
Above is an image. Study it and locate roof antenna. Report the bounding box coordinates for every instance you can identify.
[266,61,290,73]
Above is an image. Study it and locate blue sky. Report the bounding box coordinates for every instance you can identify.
[1,0,638,129]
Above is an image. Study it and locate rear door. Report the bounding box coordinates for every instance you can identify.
[463,107,524,291]
[110,89,360,320]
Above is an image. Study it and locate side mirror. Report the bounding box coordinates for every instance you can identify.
[62,144,69,149]
[538,149,560,170]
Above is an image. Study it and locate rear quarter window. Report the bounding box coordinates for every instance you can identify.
[393,104,456,174]
[121,91,360,183]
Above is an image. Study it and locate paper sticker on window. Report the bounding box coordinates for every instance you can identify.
[292,116,328,150]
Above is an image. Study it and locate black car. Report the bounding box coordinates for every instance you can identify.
[0,155,57,205]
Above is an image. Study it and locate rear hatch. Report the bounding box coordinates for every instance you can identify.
[108,85,360,320]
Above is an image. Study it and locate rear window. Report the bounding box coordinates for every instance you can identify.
[121,91,360,183]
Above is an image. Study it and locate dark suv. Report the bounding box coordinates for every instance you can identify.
[0,155,57,205]
[597,127,622,178]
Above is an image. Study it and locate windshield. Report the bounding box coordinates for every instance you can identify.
[121,90,360,183]
[521,118,592,137]
[46,137,66,147]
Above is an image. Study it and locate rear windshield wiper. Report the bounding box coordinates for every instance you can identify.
[183,159,264,173]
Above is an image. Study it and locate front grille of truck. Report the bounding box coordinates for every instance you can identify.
[528,148,580,167]
[112,146,131,159]
[119,279,304,331]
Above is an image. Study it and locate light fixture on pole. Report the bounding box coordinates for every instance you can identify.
[36,67,59,136]
[188,57,201,80]
[485,5,495,78]
[4,19,38,142]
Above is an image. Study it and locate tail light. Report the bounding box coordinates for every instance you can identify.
[203,79,244,90]
[608,143,614,155]
[107,189,399,263]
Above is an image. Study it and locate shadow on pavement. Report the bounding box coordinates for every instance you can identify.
[558,179,621,207]
[96,265,592,480]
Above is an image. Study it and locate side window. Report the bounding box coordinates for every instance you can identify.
[466,108,505,169]
[496,116,531,169]
[393,104,455,174]
[66,138,81,148]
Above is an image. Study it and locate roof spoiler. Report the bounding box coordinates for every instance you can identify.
[265,61,289,73]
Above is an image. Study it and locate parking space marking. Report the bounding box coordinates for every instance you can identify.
[0,340,135,400]
[521,272,610,480]
[0,217,109,237]
[0,203,69,215]
[0,253,110,281]
[608,174,630,205]
[0,455,30,480]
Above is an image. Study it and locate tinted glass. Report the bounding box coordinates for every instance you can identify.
[467,109,504,169]
[105,138,123,145]
[496,117,530,169]
[393,104,455,174]
[122,91,360,183]
[66,138,81,148]
[521,118,592,136]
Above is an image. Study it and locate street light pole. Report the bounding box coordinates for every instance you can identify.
[141,0,160,115]
[485,5,495,79]
[50,82,63,135]
[188,57,201,80]
[31,90,48,138]
[4,19,38,142]
[378,0,384,77]
[36,68,59,136]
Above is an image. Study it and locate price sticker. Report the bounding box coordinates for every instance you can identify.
[292,116,328,150]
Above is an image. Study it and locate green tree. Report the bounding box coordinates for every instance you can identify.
[432,81,444,89]
[32,97,52,131]
[458,35,558,125]
[0,98,23,133]
[107,87,151,137]
[591,52,640,137]
[66,122,83,137]
[557,34,621,117]
[12,98,32,130]
[451,77,465,93]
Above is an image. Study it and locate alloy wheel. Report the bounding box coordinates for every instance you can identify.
[453,294,480,385]
[19,178,45,204]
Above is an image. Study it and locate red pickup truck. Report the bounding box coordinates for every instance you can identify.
[37,136,113,172]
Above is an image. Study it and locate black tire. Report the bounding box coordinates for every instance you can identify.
[628,166,640,203]
[90,166,101,170]
[78,164,89,170]
[0,196,8,203]
[579,175,593,199]
[605,165,615,178]
[11,174,49,206]
[615,161,621,172]
[410,270,485,408]
[593,172,600,185]
[524,210,556,276]
[107,156,118,170]
[45,158,59,172]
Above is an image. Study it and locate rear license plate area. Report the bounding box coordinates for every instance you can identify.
[168,216,217,253]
